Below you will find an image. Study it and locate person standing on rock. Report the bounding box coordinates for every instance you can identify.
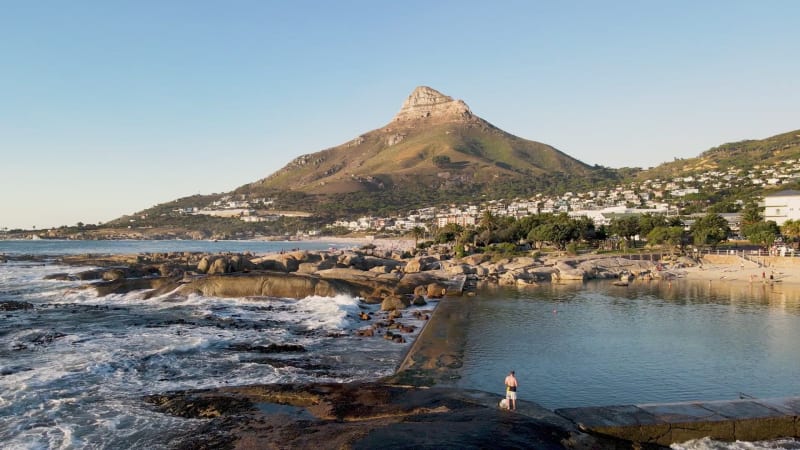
[504,370,518,411]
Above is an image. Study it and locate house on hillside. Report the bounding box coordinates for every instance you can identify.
[762,190,800,225]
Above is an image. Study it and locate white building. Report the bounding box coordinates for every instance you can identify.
[763,190,800,225]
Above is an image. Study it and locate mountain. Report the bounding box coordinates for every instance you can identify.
[233,86,619,216]
[87,86,800,237]
[638,129,800,180]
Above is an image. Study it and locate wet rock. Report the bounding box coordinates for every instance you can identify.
[247,358,332,371]
[411,295,427,306]
[145,392,254,418]
[102,268,126,281]
[153,381,589,450]
[73,269,105,280]
[43,272,71,281]
[0,300,34,311]
[381,295,410,311]
[228,343,307,353]
[92,277,178,297]
[426,282,448,298]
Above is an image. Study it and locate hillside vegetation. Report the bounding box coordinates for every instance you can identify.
[85,87,798,237]
[639,129,800,180]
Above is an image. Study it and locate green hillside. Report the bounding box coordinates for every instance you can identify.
[639,129,800,180]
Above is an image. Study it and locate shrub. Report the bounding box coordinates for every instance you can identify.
[566,242,579,255]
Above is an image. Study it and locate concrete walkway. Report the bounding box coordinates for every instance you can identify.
[555,397,800,446]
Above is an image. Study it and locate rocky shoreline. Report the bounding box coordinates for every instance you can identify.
[25,247,700,448]
[39,246,690,300]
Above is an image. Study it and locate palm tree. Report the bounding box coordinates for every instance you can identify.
[410,226,425,247]
[480,210,498,233]
[781,219,800,249]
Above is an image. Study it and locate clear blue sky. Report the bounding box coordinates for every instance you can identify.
[2,1,799,230]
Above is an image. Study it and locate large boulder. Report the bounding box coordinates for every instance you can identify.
[158,263,178,277]
[552,262,586,282]
[499,271,536,286]
[404,256,439,273]
[256,259,290,272]
[528,266,557,282]
[381,295,411,311]
[473,266,490,278]
[177,273,343,299]
[503,257,538,272]
[338,253,367,270]
[363,256,402,272]
[369,265,391,274]
[207,257,230,275]
[297,262,320,274]
[197,256,213,274]
[426,283,448,298]
[462,254,490,266]
[443,262,473,275]
[102,269,126,281]
[397,272,448,296]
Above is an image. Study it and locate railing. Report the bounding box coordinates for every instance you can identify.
[698,248,799,258]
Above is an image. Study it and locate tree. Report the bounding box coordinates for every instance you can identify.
[781,219,800,249]
[745,221,780,249]
[609,216,641,244]
[435,223,463,244]
[527,217,579,250]
[432,155,451,167]
[689,213,731,248]
[527,225,549,250]
[646,226,685,252]
[573,215,597,243]
[458,228,477,247]
[479,210,499,233]
[637,213,667,237]
[410,226,425,247]
[740,202,763,229]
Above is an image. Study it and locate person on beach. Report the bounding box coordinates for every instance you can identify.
[504,370,519,411]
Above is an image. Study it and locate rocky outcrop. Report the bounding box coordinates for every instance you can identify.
[404,256,439,273]
[392,86,474,123]
[176,272,344,299]
[144,382,630,449]
[50,248,667,305]
[380,295,411,311]
[552,262,587,282]
[0,300,34,311]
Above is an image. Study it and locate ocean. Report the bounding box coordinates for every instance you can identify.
[2,240,798,449]
[0,240,431,449]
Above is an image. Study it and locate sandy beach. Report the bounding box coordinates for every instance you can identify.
[681,259,800,285]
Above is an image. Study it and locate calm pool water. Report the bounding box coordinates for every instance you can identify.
[455,279,800,410]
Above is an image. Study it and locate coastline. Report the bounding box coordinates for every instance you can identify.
[26,244,796,448]
[681,258,800,286]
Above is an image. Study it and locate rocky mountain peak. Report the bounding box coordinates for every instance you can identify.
[392,86,473,123]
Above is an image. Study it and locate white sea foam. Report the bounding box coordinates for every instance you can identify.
[0,260,426,448]
[672,436,800,449]
[293,293,361,330]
